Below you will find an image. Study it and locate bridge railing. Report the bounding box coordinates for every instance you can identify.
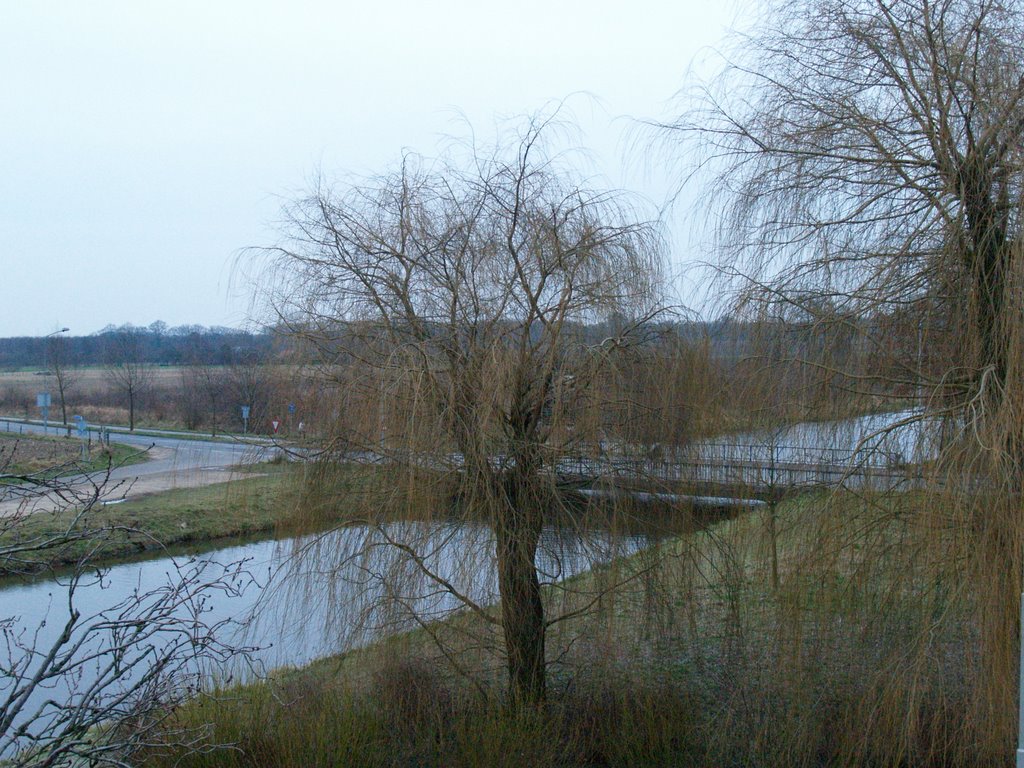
[682,442,905,468]
[555,443,919,491]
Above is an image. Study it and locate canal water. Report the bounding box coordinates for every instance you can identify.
[0,520,660,755]
[699,407,943,465]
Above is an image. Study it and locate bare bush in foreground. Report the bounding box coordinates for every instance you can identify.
[0,442,253,766]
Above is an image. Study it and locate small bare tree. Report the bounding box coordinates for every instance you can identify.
[226,349,274,434]
[103,327,153,431]
[46,333,76,428]
[264,113,665,706]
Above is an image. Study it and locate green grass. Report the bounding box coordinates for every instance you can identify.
[0,432,147,481]
[0,463,376,575]
[139,485,988,768]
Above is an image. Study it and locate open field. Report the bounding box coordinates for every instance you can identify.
[0,365,187,388]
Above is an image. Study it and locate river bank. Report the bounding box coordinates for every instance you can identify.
[0,463,376,576]
[143,486,971,768]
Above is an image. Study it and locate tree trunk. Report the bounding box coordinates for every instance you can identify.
[962,183,1021,753]
[494,474,546,707]
[963,157,1010,395]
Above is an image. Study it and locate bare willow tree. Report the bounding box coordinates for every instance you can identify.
[666,0,1024,415]
[263,115,664,706]
[660,0,1024,757]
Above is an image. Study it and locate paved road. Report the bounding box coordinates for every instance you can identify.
[0,419,280,513]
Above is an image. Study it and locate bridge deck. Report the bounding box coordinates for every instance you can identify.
[556,450,920,497]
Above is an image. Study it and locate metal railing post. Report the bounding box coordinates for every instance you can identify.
[1018,592,1024,768]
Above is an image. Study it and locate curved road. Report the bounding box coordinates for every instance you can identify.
[0,420,279,513]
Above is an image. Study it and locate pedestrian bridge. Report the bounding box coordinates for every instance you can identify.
[555,441,923,500]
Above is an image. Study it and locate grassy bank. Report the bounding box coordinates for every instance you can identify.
[0,462,376,575]
[147,668,700,768]
[140,484,988,767]
[0,432,146,480]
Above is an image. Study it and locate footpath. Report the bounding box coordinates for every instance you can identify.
[0,417,280,514]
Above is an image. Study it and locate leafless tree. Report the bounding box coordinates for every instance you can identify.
[199,366,230,437]
[45,334,76,428]
[178,363,231,435]
[662,0,1024,423]
[659,0,1024,753]
[179,335,231,436]
[177,364,206,431]
[103,328,153,431]
[0,442,253,766]
[226,350,274,434]
[262,113,665,706]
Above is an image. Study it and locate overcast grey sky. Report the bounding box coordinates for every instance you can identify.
[0,1,734,337]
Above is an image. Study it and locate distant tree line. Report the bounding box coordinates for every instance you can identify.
[0,322,278,368]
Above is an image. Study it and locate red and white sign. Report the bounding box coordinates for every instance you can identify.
[271,419,280,433]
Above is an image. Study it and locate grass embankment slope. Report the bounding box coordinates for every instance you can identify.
[144,483,978,768]
[0,453,375,575]
[0,432,145,480]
